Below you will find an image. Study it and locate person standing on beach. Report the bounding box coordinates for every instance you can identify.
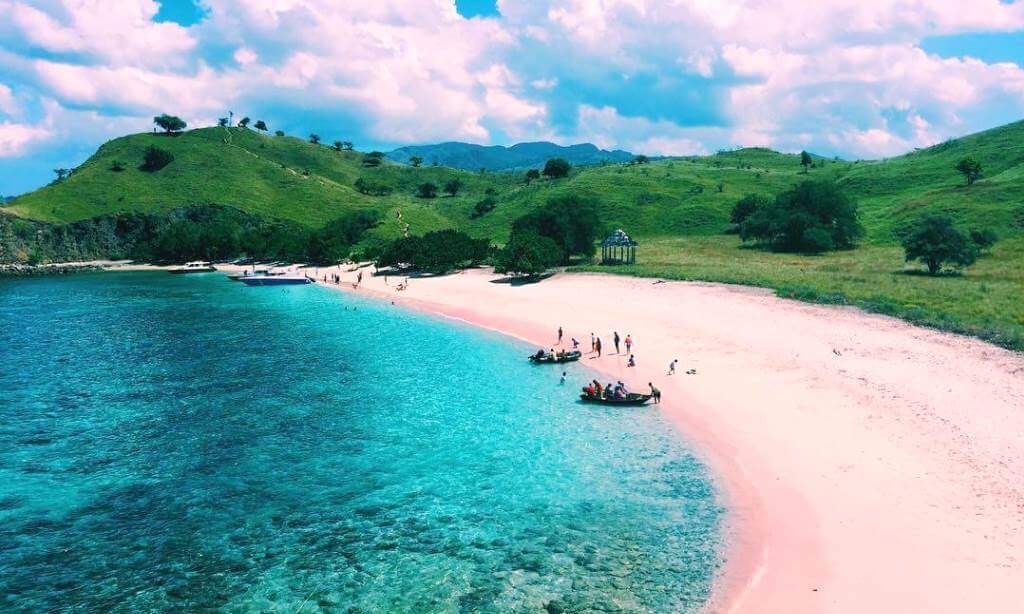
[558,327,563,344]
[590,332,596,353]
[595,337,602,357]
[668,359,677,375]
[649,383,661,403]
[613,331,621,354]
[625,334,632,354]
[357,270,363,285]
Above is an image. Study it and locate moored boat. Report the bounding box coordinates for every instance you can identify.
[239,274,312,286]
[168,261,217,274]
[528,350,582,364]
[578,392,653,406]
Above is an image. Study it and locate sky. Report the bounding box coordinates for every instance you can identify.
[2,0,1024,195]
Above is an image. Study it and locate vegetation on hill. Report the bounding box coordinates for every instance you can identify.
[3,119,1023,348]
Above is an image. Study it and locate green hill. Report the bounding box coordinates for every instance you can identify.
[4,121,1023,349]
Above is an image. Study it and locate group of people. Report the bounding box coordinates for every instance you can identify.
[582,379,632,400]
[533,348,575,361]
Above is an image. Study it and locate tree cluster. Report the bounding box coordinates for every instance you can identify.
[375,229,490,275]
[899,214,998,275]
[353,178,393,196]
[736,181,862,252]
[495,194,601,276]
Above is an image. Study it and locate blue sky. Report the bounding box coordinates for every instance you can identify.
[2,0,1024,196]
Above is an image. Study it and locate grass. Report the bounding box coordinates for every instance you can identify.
[5,120,1024,349]
[574,235,1024,350]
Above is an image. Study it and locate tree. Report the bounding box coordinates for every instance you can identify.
[956,157,982,186]
[342,141,354,150]
[376,229,489,274]
[333,140,343,152]
[494,230,564,277]
[470,197,497,219]
[410,156,423,167]
[800,151,813,173]
[901,214,978,275]
[274,130,285,137]
[634,155,649,165]
[525,169,540,183]
[53,168,70,181]
[153,114,186,134]
[254,120,268,132]
[730,194,769,227]
[510,194,601,262]
[416,182,438,198]
[140,146,174,172]
[542,158,571,179]
[362,151,384,167]
[218,117,229,127]
[309,133,321,144]
[739,181,862,252]
[237,116,251,129]
[308,210,381,263]
[443,178,463,197]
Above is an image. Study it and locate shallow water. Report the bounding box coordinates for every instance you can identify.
[0,271,722,612]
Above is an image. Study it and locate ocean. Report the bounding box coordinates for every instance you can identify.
[0,271,722,612]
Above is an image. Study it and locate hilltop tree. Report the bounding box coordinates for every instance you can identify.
[800,151,813,173]
[443,178,463,197]
[740,180,862,252]
[410,156,423,167]
[153,114,186,134]
[333,140,344,152]
[217,117,229,127]
[342,141,354,150]
[274,130,285,137]
[309,133,321,144]
[237,116,251,129]
[956,157,982,186]
[53,168,70,181]
[634,154,649,165]
[362,151,384,167]
[901,214,977,275]
[416,182,438,198]
[542,158,571,179]
[254,120,268,132]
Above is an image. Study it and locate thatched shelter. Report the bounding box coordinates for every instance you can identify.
[600,229,638,265]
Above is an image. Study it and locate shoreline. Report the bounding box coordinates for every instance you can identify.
[88,261,1024,611]
[283,264,1023,613]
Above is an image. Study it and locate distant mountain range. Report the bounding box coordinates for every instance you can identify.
[386,141,636,171]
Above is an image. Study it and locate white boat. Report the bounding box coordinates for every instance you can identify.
[226,267,276,281]
[168,261,217,274]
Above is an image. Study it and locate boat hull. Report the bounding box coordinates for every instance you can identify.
[578,393,652,406]
[240,276,312,286]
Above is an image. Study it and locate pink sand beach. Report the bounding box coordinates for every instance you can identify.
[223,263,1024,613]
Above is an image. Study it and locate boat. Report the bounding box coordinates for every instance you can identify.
[226,268,274,281]
[528,350,582,364]
[168,261,217,274]
[579,392,653,406]
[239,273,312,286]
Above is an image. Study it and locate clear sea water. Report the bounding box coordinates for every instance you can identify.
[0,271,722,612]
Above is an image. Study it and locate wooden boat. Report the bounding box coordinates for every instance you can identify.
[579,392,653,406]
[528,351,582,364]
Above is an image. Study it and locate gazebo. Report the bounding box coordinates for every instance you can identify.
[600,229,638,265]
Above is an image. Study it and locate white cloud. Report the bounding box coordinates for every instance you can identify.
[0,121,51,157]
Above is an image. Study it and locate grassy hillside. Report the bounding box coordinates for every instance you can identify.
[6,121,1023,348]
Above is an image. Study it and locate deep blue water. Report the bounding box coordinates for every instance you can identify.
[0,272,722,612]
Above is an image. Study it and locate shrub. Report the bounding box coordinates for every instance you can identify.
[970,228,998,253]
[362,152,384,167]
[109,160,126,172]
[542,158,571,179]
[470,197,497,218]
[274,130,285,137]
[139,146,174,172]
[353,177,393,196]
[525,169,540,183]
[416,182,438,198]
[739,181,862,253]
[443,178,463,197]
[494,230,564,277]
[900,214,977,275]
[956,157,982,186]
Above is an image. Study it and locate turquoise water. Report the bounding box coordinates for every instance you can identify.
[0,272,723,612]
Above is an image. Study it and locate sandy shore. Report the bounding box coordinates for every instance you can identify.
[275,264,1023,613]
